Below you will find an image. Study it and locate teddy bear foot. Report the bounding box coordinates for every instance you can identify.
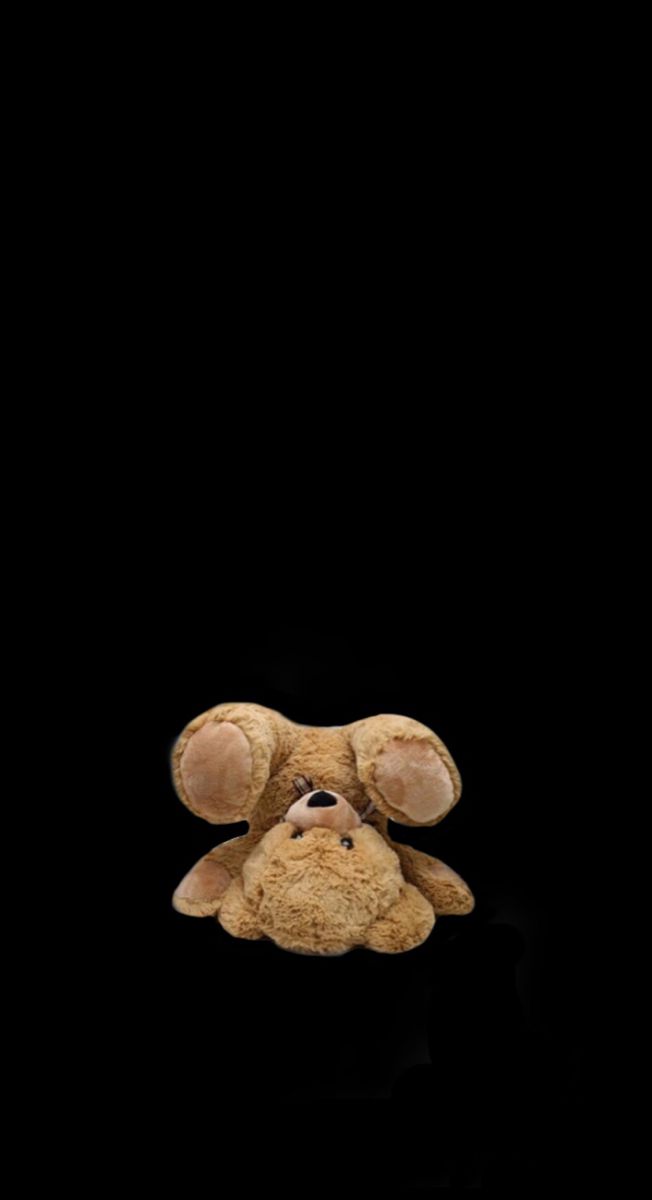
[373,737,457,825]
[175,720,257,824]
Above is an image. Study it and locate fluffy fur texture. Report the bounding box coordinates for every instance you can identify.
[220,819,435,956]
[171,703,474,953]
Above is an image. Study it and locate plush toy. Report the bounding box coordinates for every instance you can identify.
[171,703,474,954]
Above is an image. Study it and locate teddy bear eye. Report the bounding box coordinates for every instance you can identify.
[340,837,354,849]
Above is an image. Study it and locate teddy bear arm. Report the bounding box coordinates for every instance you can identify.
[364,883,435,953]
[172,832,260,917]
[218,877,263,941]
[389,841,475,915]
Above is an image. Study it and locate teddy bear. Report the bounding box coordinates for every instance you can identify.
[171,702,474,953]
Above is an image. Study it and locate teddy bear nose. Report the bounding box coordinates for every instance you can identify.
[307,791,337,807]
[285,790,362,832]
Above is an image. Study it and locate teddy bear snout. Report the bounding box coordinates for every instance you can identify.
[285,790,363,834]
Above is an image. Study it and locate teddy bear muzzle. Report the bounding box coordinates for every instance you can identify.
[284,790,363,835]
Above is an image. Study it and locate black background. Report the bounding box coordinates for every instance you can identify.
[116,509,602,1189]
[37,28,624,1184]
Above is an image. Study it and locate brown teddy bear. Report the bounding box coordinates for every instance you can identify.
[171,702,474,954]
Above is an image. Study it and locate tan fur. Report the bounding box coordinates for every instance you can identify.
[171,703,474,949]
[219,821,436,955]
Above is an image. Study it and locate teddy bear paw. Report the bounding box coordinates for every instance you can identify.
[172,858,233,917]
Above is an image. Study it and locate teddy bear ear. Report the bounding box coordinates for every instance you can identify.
[347,714,462,827]
[171,702,286,824]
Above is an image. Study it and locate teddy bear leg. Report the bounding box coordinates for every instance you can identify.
[172,833,258,917]
[388,842,475,915]
[218,877,263,941]
[348,715,461,826]
[172,704,283,824]
[364,884,435,953]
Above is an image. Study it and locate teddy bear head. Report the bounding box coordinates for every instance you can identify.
[218,789,435,955]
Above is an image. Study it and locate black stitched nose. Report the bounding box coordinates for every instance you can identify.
[307,791,337,807]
